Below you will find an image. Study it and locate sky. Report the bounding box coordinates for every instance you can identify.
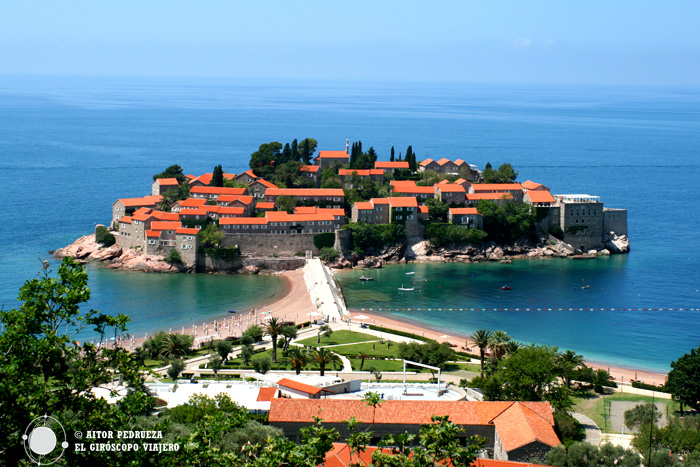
[1,1,699,86]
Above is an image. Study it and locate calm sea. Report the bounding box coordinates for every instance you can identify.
[0,75,698,370]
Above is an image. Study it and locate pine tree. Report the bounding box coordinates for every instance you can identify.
[390,146,395,162]
[282,143,292,164]
[301,139,311,165]
[291,139,299,162]
[211,164,224,187]
[350,142,357,168]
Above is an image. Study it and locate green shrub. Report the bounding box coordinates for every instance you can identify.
[342,222,405,254]
[165,249,182,264]
[553,411,586,447]
[313,232,336,250]
[425,223,487,247]
[319,247,339,262]
[632,381,669,393]
[202,247,240,261]
[95,225,115,247]
[550,225,564,240]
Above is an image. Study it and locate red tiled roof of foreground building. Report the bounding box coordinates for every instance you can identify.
[190,186,246,195]
[217,195,254,204]
[375,161,409,169]
[179,208,207,216]
[150,221,181,231]
[467,193,514,201]
[219,217,268,225]
[175,228,200,235]
[266,188,345,197]
[525,191,556,204]
[252,178,277,188]
[354,201,374,210]
[491,403,559,452]
[317,150,350,159]
[419,158,435,167]
[436,184,467,193]
[450,208,479,215]
[521,180,546,191]
[322,443,392,467]
[256,387,278,402]
[146,230,160,238]
[418,205,429,214]
[177,198,207,208]
[151,211,180,221]
[338,169,384,176]
[217,207,245,215]
[117,196,162,207]
[154,177,179,186]
[388,197,418,208]
[256,202,275,210]
[393,185,435,194]
[471,183,523,192]
[300,165,320,173]
[276,378,323,395]
[119,216,132,224]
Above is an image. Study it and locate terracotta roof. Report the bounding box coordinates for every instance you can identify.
[321,208,346,217]
[202,205,220,213]
[300,165,320,173]
[277,378,323,395]
[177,198,207,208]
[190,173,213,185]
[294,206,318,214]
[418,205,429,214]
[354,201,374,210]
[436,184,466,193]
[266,188,345,197]
[375,161,409,169]
[437,158,452,165]
[419,158,435,167]
[323,443,392,467]
[219,217,268,225]
[265,211,336,223]
[132,211,153,222]
[154,177,179,186]
[268,400,554,426]
[150,221,181,230]
[390,180,417,188]
[454,178,468,185]
[525,191,556,204]
[179,208,206,216]
[393,185,435,194]
[467,193,514,201]
[450,208,480,215]
[318,150,350,159]
[190,186,246,195]
[116,196,162,207]
[217,207,245,215]
[146,230,160,238]
[151,211,180,221]
[119,216,132,224]
[256,387,278,402]
[521,180,545,190]
[437,179,451,185]
[471,184,523,192]
[256,202,275,210]
[338,169,383,176]
[473,460,550,467]
[217,195,254,205]
[239,169,258,179]
[133,207,152,215]
[454,159,466,166]
[370,197,390,204]
[491,402,559,452]
[388,197,418,208]
[175,228,200,235]
[252,179,277,189]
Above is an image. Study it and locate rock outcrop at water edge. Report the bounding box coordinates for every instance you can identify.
[603,231,630,254]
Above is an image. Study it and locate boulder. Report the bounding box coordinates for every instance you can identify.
[240,265,260,274]
[603,231,630,254]
[409,240,430,258]
[54,235,100,259]
[89,244,123,261]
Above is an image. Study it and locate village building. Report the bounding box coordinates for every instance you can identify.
[172,197,207,213]
[337,169,384,188]
[151,177,179,196]
[189,186,248,201]
[555,194,607,252]
[314,150,350,169]
[523,190,556,207]
[112,195,162,225]
[187,172,235,187]
[435,183,467,206]
[299,165,321,187]
[449,207,483,229]
[351,197,418,224]
[255,201,275,214]
[374,161,409,173]
[465,192,514,207]
[268,399,560,463]
[248,178,278,199]
[521,180,551,192]
[469,184,524,203]
[216,194,255,216]
[235,169,259,185]
[389,181,435,202]
[264,188,345,209]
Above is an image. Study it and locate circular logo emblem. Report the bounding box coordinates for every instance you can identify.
[22,415,69,465]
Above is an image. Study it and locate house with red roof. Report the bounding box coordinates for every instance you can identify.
[265,188,345,209]
[465,192,515,207]
[389,180,436,202]
[521,180,550,192]
[435,183,467,206]
[235,169,259,186]
[314,150,350,169]
[151,177,180,196]
[469,184,523,203]
[189,186,248,201]
[351,197,419,225]
[299,165,321,187]
[216,195,255,216]
[172,197,207,213]
[419,158,480,179]
[337,169,384,188]
[248,178,278,199]
[449,207,483,229]
[269,400,560,463]
[112,195,163,225]
[374,160,409,173]
[523,190,556,207]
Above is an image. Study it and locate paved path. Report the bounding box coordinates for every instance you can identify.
[572,412,602,446]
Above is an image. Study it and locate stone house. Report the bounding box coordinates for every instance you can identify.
[187,172,235,187]
[235,170,259,186]
[248,178,277,199]
[466,192,515,207]
[151,178,179,196]
[112,195,162,225]
[337,169,384,188]
[264,188,345,209]
[419,158,469,174]
[389,181,435,203]
[172,197,207,213]
[351,197,418,224]
[435,183,467,206]
[449,207,483,229]
[314,150,349,169]
[175,228,199,267]
[299,165,321,187]
[470,184,524,203]
[189,186,247,201]
[216,195,255,216]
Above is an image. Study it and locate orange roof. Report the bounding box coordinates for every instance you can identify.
[257,387,277,402]
[151,211,180,221]
[437,179,451,185]
[119,216,132,224]
[437,158,452,165]
[321,208,346,217]
[388,197,418,208]
[219,217,268,225]
[390,180,417,188]
[269,400,555,426]
[175,228,200,235]
[393,185,435,194]
[132,211,153,222]
[256,202,275,210]
[177,198,207,208]
[471,183,523,192]
[318,150,349,159]
[252,178,277,188]
[133,207,152,215]
[218,207,245,215]
[467,193,514,201]
[150,221,181,231]
[300,165,320,173]
[338,169,383,176]
[454,178,468,185]
[375,161,409,169]
[473,460,550,467]
[117,196,162,207]
[266,188,344,197]
[354,201,374,210]
[323,443,392,467]
[190,173,213,185]
[266,211,336,223]
[277,378,323,395]
[202,205,220,213]
[418,205,429,214]
[450,208,480,215]
[190,186,246,195]
[491,402,559,452]
[239,169,258,179]
[146,230,160,238]
[454,159,466,166]
[294,206,318,214]
[419,158,435,167]
[436,184,466,193]
[217,195,254,205]
[155,177,179,186]
[370,197,390,204]
[525,191,556,204]
[179,208,206,216]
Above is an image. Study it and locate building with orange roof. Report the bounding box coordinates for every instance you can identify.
[216,206,245,218]
[299,165,321,186]
[473,460,550,467]
[521,180,550,192]
[235,169,260,186]
[179,208,207,220]
[248,178,278,199]
[419,158,480,179]
[390,183,435,202]
[189,186,248,200]
[255,201,275,213]
[269,399,559,463]
[351,197,418,225]
[112,195,162,224]
[188,172,236,187]
[314,150,350,169]
[216,195,255,216]
[151,177,180,196]
[465,192,514,207]
[469,184,523,203]
[435,183,467,206]
[337,169,384,188]
[172,197,207,213]
[449,207,483,229]
[524,190,556,207]
[265,188,344,209]
[374,160,409,173]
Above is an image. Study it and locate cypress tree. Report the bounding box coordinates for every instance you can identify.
[301,139,311,165]
[291,139,298,162]
[211,164,224,187]
[390,146,395,162]
[350,142,357,168]
[282,143,292,163]
[409,149,417,172]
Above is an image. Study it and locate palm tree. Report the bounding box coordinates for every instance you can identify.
[357,352,370,371]
[558,350,585,388]
[504,340,523,357]
[469,330,492,378]
[287,347,308,375]
[264,317,283,363]
[313,348,341,376]
[161,333,194,359]
[488,330,512,375]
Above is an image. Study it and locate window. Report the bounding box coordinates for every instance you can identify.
[407,215,414,219]
[148,240,155,245]
[333,197,340,201]
[376,215,381,220]
[253,225,259,229]
[395,215,403,220]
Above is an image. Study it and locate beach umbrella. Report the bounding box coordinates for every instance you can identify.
[354,315,370,321]
[439,334,450,341]
[308,311,322,317]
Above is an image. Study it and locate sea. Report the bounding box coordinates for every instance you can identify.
[0,75,698,372]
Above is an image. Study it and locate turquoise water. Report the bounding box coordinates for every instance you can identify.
[1,76,699,370]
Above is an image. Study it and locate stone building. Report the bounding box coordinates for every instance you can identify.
[314,150,349,169]
[151,177,179,196]
[448,207,483,229]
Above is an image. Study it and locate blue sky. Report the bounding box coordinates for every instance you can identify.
[1,1,698,86]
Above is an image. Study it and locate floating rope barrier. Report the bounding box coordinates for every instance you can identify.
[361,308,697,312]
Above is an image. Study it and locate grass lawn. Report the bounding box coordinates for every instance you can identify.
[224,348,343,373]
[331,341,401,358]
[296,330,378,347]
[351,358,405,372]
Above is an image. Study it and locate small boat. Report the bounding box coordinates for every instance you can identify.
[398,284,414,291]
[359,276,374,281]
[581,285,590,289]
[227,310,237,314]
[500,286,512,291]
[406,272,415,275]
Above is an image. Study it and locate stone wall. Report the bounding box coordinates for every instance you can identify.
[334,229,352,257]
[604,208,628,236]
[221,233,319,257]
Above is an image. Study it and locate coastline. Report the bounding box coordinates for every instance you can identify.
[347,309,667,387]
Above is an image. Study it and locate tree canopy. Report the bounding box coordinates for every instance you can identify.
[153,164,187,184]
[482,162,518,184]
[666,344,700,413]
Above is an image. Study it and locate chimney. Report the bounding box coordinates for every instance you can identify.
[346,139,349,153]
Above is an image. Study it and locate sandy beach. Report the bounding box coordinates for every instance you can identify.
[118,266,667,386]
